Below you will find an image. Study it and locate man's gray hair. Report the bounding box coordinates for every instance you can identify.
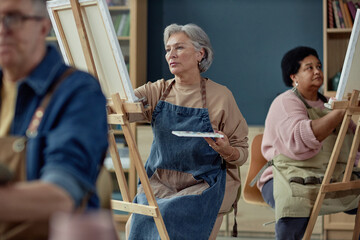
[31,0,49,18]
[164,23,213,73]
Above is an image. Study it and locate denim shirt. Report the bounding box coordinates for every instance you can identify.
[2,45,108,208]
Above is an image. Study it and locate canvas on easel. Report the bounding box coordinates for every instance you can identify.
[335,9,360,102]
[46,0,169,239]
[47,0,136,102]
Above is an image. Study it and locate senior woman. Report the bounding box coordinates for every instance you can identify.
[126,23,248,239]
[257,46,360,240]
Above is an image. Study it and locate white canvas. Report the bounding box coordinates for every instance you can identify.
[47,0,138,102]
[335,9,360,101]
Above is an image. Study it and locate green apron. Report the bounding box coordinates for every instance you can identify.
[272,89,360,221]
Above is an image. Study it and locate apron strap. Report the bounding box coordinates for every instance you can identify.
[292,87,328,109]
[159,79,175,101]
[200,78,207,108]
[250,160,273,187]
[26,67,76,137]
[292,87,312,109]
[160,78,208,108]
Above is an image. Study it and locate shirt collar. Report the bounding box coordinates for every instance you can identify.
[24,45,65,96]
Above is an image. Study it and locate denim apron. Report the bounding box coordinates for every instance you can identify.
[129,79,226,240]
[272,88,360,221]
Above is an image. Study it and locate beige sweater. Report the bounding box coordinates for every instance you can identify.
[135,78,249,212]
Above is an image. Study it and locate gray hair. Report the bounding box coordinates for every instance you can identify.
[164,23,213,73]
[31,0,49,18]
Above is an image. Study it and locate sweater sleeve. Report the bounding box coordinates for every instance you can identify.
[206,81,249,167]
[262,91,322,161]
[134,79,168,122]
[223,91,249,167]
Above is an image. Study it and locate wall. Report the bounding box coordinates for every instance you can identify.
[147,0,323,125]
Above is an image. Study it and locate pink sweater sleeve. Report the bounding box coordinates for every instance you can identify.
[258,90,322,190]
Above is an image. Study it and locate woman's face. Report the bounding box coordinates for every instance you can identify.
[291,55,323,96]
[165,32,204,77]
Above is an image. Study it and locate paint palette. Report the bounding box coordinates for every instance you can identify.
[171,131,224,138]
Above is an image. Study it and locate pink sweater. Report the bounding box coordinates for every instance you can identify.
[258,90,358,191]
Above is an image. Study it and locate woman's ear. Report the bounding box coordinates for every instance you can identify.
[290,74,297,85]
[197,48,205,62]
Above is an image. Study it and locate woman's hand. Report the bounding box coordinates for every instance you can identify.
[204,130,239,161]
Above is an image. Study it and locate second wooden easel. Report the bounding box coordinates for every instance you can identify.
[68,0,169,239]
[303,89,360,240]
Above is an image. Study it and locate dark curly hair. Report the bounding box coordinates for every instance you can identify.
[281,46,320,87]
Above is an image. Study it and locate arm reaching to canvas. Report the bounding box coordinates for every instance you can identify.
[311,108,346,141]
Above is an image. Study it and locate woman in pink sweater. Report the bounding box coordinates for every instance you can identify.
[258,46,360,240]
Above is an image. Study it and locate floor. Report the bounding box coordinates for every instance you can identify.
[117,231,275,240]
[216,237,273,240]
[118,230,320,240]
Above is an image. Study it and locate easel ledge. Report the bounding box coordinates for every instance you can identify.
[107,98,145,125]
[331,92,360,111]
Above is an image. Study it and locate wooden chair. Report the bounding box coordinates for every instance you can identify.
[243,134,269,207]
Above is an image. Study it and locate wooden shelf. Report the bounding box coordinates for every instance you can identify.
[118,36,130,41]
[327,28,352,33]
[322,0,353,97]
[109,5,130,11]
[113,129,124,135]
[323,212,355,240]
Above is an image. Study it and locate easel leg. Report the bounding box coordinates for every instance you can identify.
[343,118,360,181]
[303,193,326,240]
[121,122,169,239]
[110,93,169,239]
[303,112,352,240]
[108,131,131,202]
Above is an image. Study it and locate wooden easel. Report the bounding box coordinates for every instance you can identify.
[68,1,169,239]
[303,89,360,240]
